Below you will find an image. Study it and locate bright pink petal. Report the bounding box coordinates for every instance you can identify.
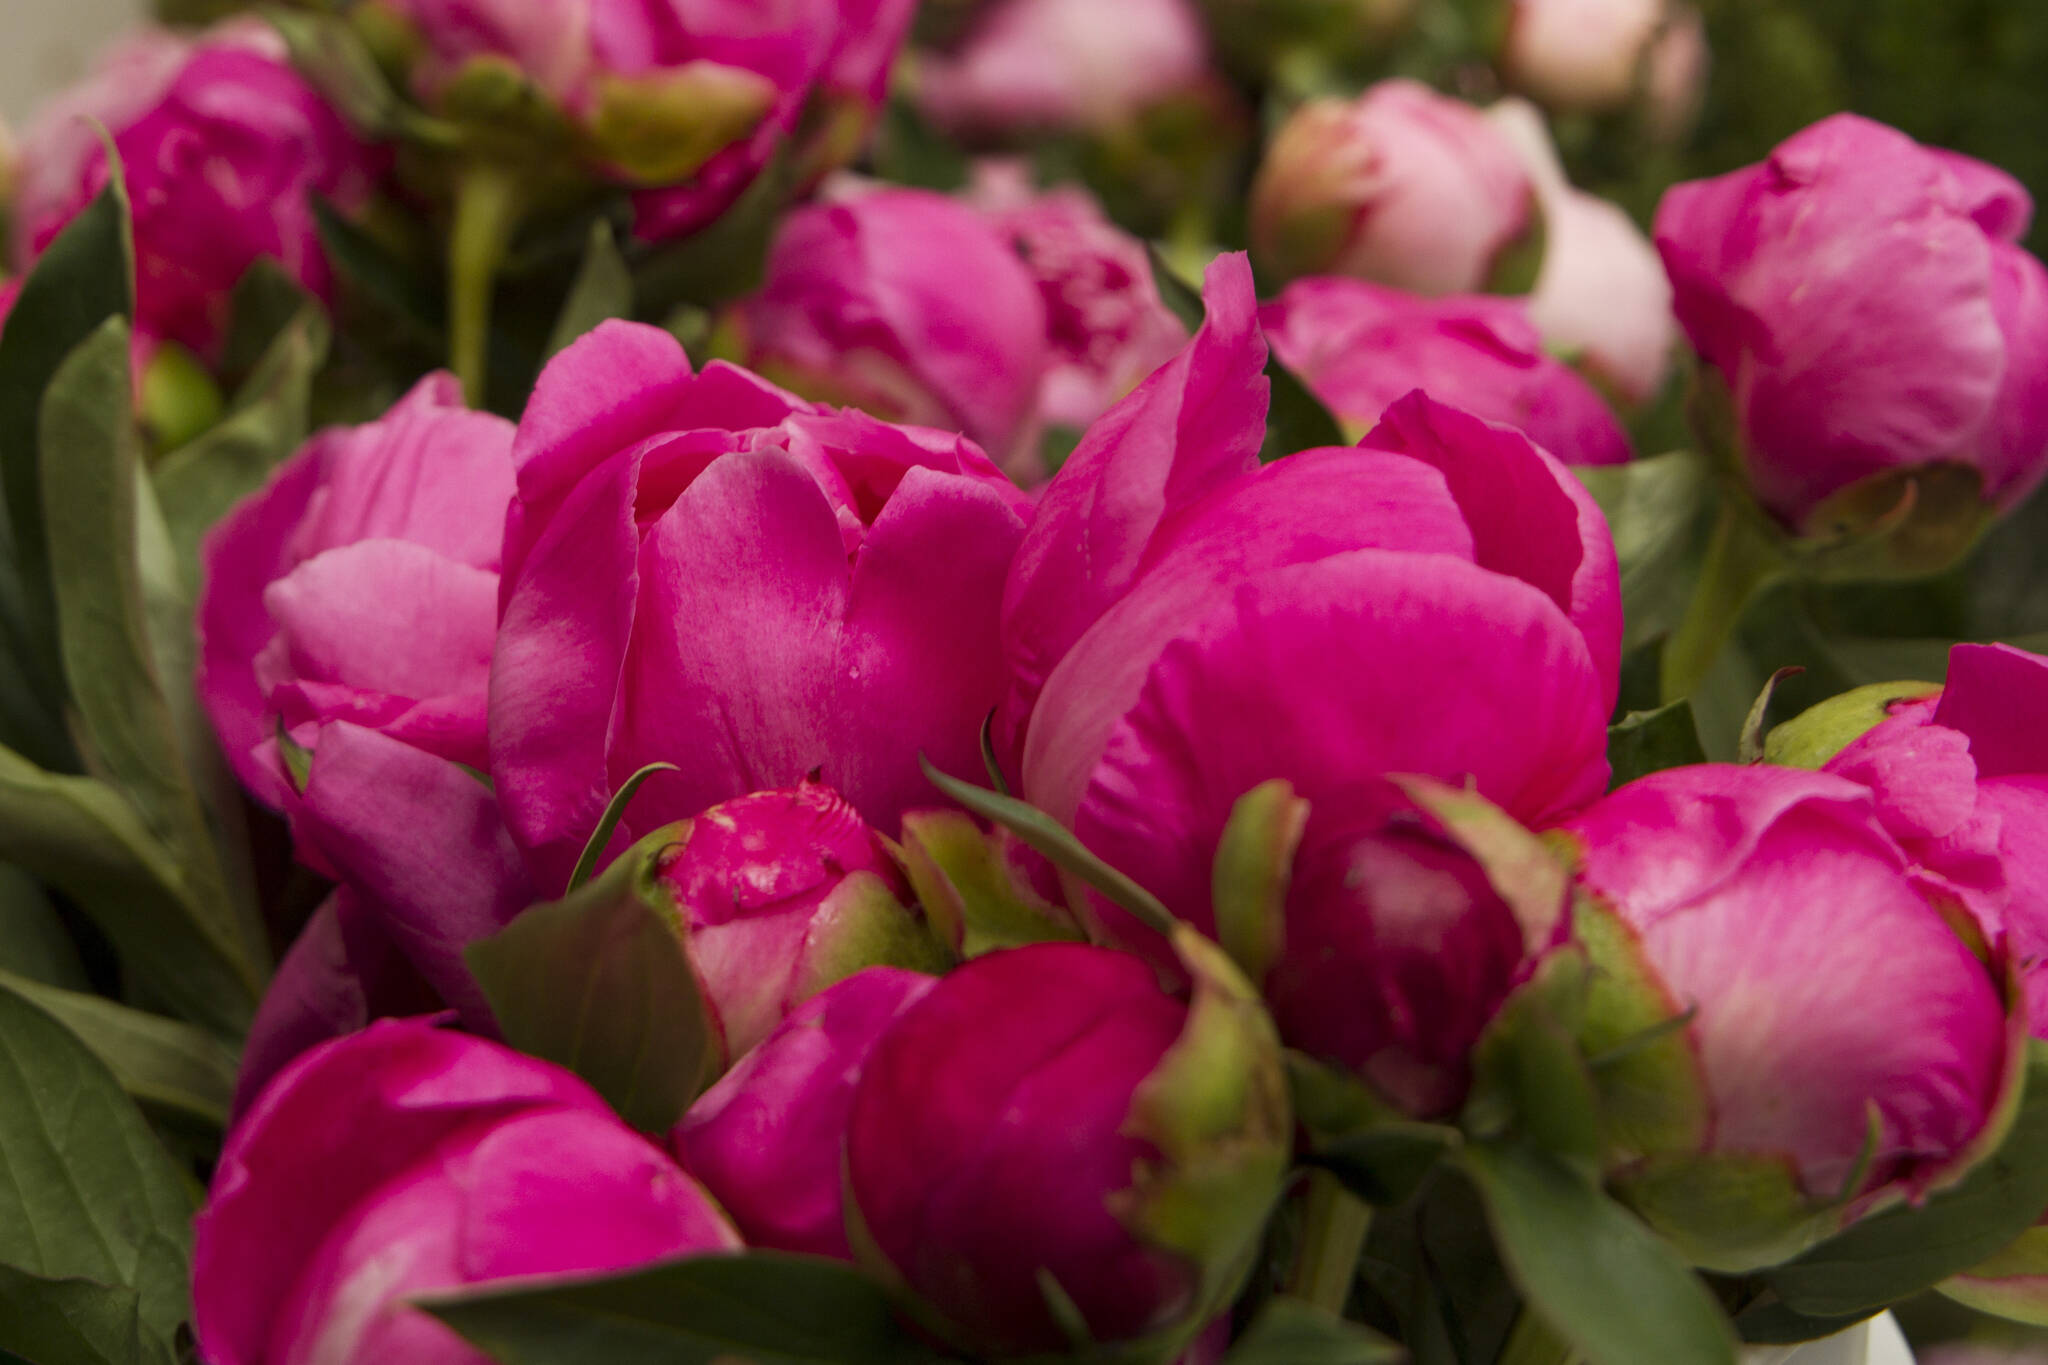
[998,253,1267,757]
[1934,643,2048,781]
[262,540,497,703]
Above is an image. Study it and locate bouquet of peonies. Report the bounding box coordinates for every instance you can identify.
[5,2,2048,1364]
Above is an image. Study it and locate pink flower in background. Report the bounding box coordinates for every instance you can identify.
[1262,276,1633,465]
[1491,98,1678,405]
[732,185,1051,470]
[1500,0,1667,113]
[194,1021,740,1365]
[373,0,916,241]
[970,162,1190,436]
[919,0,1212,135]
[675,966,935,1258]
[11,20,384,359]
[1250,80,1535,294]
[1564,763,2015,1268]
[650,780,944,1059]
[489,321,1031,891]
[1655,113,2048,525]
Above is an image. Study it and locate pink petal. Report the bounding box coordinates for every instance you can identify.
[1934,643,2048,781]
[262,540,497,704]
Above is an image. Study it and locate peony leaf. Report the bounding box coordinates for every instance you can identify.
[1571,451,1715,653]
[545,220,636,362]
[1461,1142,1738,1365]
[1607,699,1707,788]
[468,826,719,1131]
[1224,1296,1403,1364]
[0,969,238,1130]
[0,981,195,1360]
[0,1267,174,1365]
[1260,352,1344,465]
[420,1251,940,1365]
[566,762,677,892]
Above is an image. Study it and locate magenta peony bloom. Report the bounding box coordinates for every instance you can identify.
[373,0,915,241]
[970,163,1190,437]
[732,185,1052,470]
[11,21,384,359]
[193,1020,741,1365]
[1250,79,1535,294]
[1261,276,1632,465]
[845,941,1287,1357]
[198,372,515,820]
[1654,114,2048,525]
[1563,764,2015,1268]
[489,321,1031,891]
[674,966,935,1258]
[650,779,943,1059]
[918,0,1212,136]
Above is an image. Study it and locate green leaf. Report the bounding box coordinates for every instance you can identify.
[0,865,88,989]
[40,319,267,987]
[1464,956,1602,1172]
[1146,243,1206,334]
[869,96,970,193]
[0,740,257,1036]
[1260,354,1345,465]
[0,1267,174,1365]
[264,7,433,142]
[1310,1121,1463,1207]
[1606,699,1707,788]
[154,303,329,589]
[0,981,195,1355]
[895,810,1081,958]
[1571,453,1716,652]
[467,829,717,1131]
[919,755,1177,938]
[313,195,447,339]
[0,161,133,713]
[545,220,636,361]
[634,149,798,315]
[1762,1039,2048,1319]
[1224,1296,1403,1364]
[422,1251,939,1365]
[0,970,237,1129]
[1736,666,1805,765]
[1461,1143,1738,1365]
[565,762,676,892]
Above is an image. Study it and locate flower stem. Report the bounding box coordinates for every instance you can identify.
[448,163,524,408]
[1660,495,1786,704]
[1497,1309,1579,1365]
[1289,1171,1372,1314]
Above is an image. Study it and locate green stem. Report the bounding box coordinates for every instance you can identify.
[1497,1309,1579,1365]
[1660,496,1786,704]
[1289,1171,1373,1314]
[448,163,524,408]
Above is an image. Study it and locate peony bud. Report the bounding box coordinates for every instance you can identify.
[674,967,936,1259]
[1251,80,1536,295]
[1655,115,2048,541]
[1562,764,2018,1271]
[1499,0,1666,115]
[846,937,1289,1358]
[651,780,949,1061]
[1261,275,1633,464]
[193,1020,741,1365]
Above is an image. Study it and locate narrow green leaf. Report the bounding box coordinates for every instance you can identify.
[1763,1040,2048,1318]
[918,754,1177,937]
[0,982,196,1352]
[0,864,88,989]
[0,970,237,1129]
[546,220,636,361]
[566,762,676,892]
[1571,453,1717,653]
[0,740,256,1036]
[0,161,133,708]
[1606,700,1707,789]
[1310,1123,1463,1207]
[1461,1143,1738,1365]
[468,829,717,1131]
[978,709,1011,796]
[1146,243,1206,334]
[1260,354,1345,464]
[154,304,329,588]
[40,319,265,984]
[0,1267,174,1365]
[1736,666,1805,765]
[422,1251,938,1365]
[634,148,797,315]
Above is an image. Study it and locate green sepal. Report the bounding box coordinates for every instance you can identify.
[894,809,1082,957]
[1761,679,1944,770]
[1211,779,1308,989]
[1112,927,1293,1337]
[1791,461,1994,583]
[588,64,777,185]
[1462,951,1602,1173]
[1570,890,1709,1163]
[1607,698,1708,788]
[1941,1224,2048,1327]
[1612,1150,1839,1274]
[466,825,721,1130]
[1390,777,1568,958]
[792,870,954,999]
